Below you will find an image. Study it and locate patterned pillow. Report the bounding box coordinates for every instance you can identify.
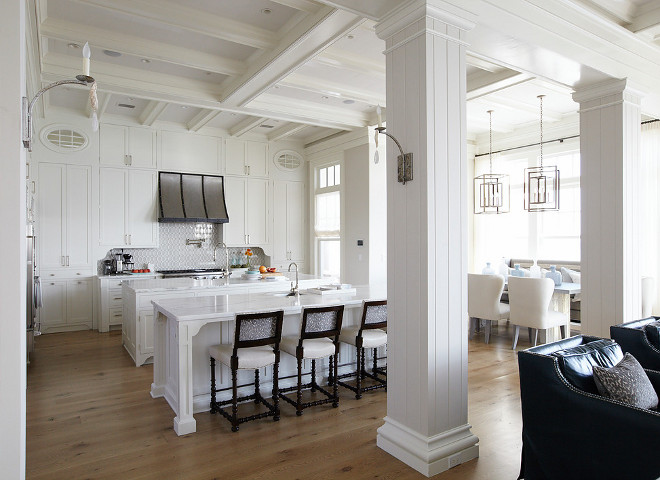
[644,320,660,349]
[592,353,659,410]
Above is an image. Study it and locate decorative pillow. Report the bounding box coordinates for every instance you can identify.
[560,267,581,284]
[644,320,660,349]
[560,267,573,283]
[552,339,623,394]
[593,353,659,410]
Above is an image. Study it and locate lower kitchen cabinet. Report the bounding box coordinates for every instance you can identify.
[40,277,93,333]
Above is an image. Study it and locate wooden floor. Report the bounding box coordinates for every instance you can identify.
[26,323,525,480]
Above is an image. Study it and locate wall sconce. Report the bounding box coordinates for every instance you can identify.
[22,42,97,152]
[374,105,413,185]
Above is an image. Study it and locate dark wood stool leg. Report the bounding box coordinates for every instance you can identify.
[254,368,260,404]
[231,365,239,432]
[273,354,280,421]
[328,355,334,384]
[355,346,363,400]
[372,348,378,376]
[310,359,317,392]
[361,347,366,379]
[210,357,217,413]
[332,352,339,408]
[296,355,303,416]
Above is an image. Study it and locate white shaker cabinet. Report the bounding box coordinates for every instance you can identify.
[225,139,268,177]
[99,167,158,248]
[100,124,156,168]
[40,277,93,333]
[273,180,305,264]
[224,176,270,246]
[38,163,92,270]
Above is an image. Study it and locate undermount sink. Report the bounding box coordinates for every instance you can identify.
[270,291,306,297]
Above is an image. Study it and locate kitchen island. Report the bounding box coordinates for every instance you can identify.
[122,273,331,366]
[150,285,386,436]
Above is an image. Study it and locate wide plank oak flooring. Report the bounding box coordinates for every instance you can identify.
[27,322,524,479]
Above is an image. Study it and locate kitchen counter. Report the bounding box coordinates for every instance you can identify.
[122,273,321,293]
[150,285,386,436]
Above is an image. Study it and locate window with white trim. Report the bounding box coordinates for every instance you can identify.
[315,162,341,279]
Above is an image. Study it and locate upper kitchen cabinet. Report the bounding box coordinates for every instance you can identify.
[100,124,156,169]
[272,180,305,264]
[160,130,221,173]
[38,163,92,270]
[224,176,270,247]
[225,139,268,177]
[99,167,158,248]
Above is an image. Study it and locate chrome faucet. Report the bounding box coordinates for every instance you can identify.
[288,262,299,295]
[213,242,230,274]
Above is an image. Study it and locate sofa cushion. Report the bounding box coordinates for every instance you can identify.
[644,321,660,349]
[593,353,659,410]
[551,339,623,394]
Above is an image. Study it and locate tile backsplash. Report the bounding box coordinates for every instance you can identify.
[98,223,265,273]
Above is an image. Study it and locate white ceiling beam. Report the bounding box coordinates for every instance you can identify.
[221,6,365,106]
[270,0,320,14]
[267,123,307,142]
[474,95,563,123]
[630,3,660,32]
[467,116,515,134]
[467,70,534,101]
[315,48,385,75]
[40,18,245,76]
[466,54,508,73]
[229,116,268,137]
[69,0,275,50]
[303,127,343,146]
[280,72,383,105]
[187,109,221,132]
[138,100,168,126]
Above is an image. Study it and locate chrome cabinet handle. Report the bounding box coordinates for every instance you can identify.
[113,297,122,300]
[61,256,65,266]
[124,154,130,165]
[66,256,70,266]
[113,313,122,317]
[128,234,132,245]
[129,155,133,166]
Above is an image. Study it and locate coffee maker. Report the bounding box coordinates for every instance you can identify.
[102,259,114,275]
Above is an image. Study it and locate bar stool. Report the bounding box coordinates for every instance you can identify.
[279,305,344,416]
[209,310,284,432]
[337,300,387,399]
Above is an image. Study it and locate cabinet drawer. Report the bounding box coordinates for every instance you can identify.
[41,270,92,279]
[106,279,127,289]
[109,290,123,308]
[108,307,123,325]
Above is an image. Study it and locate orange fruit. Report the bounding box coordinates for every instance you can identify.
[259,265,267,274]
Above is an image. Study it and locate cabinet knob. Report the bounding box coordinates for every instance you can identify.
[50,274,55,276]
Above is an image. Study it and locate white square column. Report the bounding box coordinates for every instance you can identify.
[572,79,643,338]
[375,2,478,476]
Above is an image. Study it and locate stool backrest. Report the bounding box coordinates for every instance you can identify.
[360,300,387,331]
[300,305,344,341]
[233,311,284,355]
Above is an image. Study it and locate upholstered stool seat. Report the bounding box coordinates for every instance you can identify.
[209,310,284,432]
[278,305,344,416]
[280,337,335,359]
[337,300,387,399]
[209,344,276,370]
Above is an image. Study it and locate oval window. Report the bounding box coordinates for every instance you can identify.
[40,125,89,153]
[273,150,303,171]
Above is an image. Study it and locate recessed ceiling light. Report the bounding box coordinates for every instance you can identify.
[347,34,355,40]
[261,8,272,14]
[322,96,329,100]
[205,71,212,75]
[343,99,355,104]
[103,50,122,57]
[141,58,151,63]
[67,43,81,49]
[181,105,188,109]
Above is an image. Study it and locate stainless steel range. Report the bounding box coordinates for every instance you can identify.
[157,268,230,280]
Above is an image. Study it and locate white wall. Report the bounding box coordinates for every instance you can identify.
[343,144,370,285]
[369,133,387,286]
[0,0,27,477]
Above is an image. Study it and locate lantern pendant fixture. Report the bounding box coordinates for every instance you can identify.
[524,95,560,212]
[474,110,510,214]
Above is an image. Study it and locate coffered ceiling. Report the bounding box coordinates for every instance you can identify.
[26,0,660,146]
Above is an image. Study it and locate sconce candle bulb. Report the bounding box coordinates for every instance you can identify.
[82,42,91,77]
[376,105,382,128]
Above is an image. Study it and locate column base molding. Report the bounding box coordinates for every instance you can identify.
[377,416,479,477]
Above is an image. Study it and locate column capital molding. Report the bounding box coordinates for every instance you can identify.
[375,0,476,42]
[572,78,645,106]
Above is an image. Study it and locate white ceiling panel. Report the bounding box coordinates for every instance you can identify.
[180,0,303,31]
[157,104,203,125]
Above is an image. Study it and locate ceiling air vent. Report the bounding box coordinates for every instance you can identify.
[117,103,136,109]
[274,150,303,171]
[260,124,275,129]
[40,125,88,153]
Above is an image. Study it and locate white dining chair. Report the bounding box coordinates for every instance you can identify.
[508,276,568,350]
[468,273,510,344]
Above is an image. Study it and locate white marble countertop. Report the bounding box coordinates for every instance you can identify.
[97,273,161,280]
[152,285,386,322]
[123,273,325,293]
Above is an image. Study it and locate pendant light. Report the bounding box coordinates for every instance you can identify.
[474,110,510,214]
[524,95,560,212]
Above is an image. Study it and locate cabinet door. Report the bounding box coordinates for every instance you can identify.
[67,279,92,325]
[100,124,127,166]
[99,168,128,246]
[224,176,247,245]
[128,170,158,247]
[246,141,268,177]
[272,181,288,261]
[161,131,219,173]
[139,310,155,355]
[246,178,269,245]
[128,127,156,168]
[225,138,246,176]
[66,165,92,267]
[38,163,65,269]
[40,281,67,326]
[287,181,305,261]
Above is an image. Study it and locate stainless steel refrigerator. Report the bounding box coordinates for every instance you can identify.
[27,224,40,364]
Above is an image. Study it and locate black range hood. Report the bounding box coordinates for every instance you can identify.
[158,171,229,223]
